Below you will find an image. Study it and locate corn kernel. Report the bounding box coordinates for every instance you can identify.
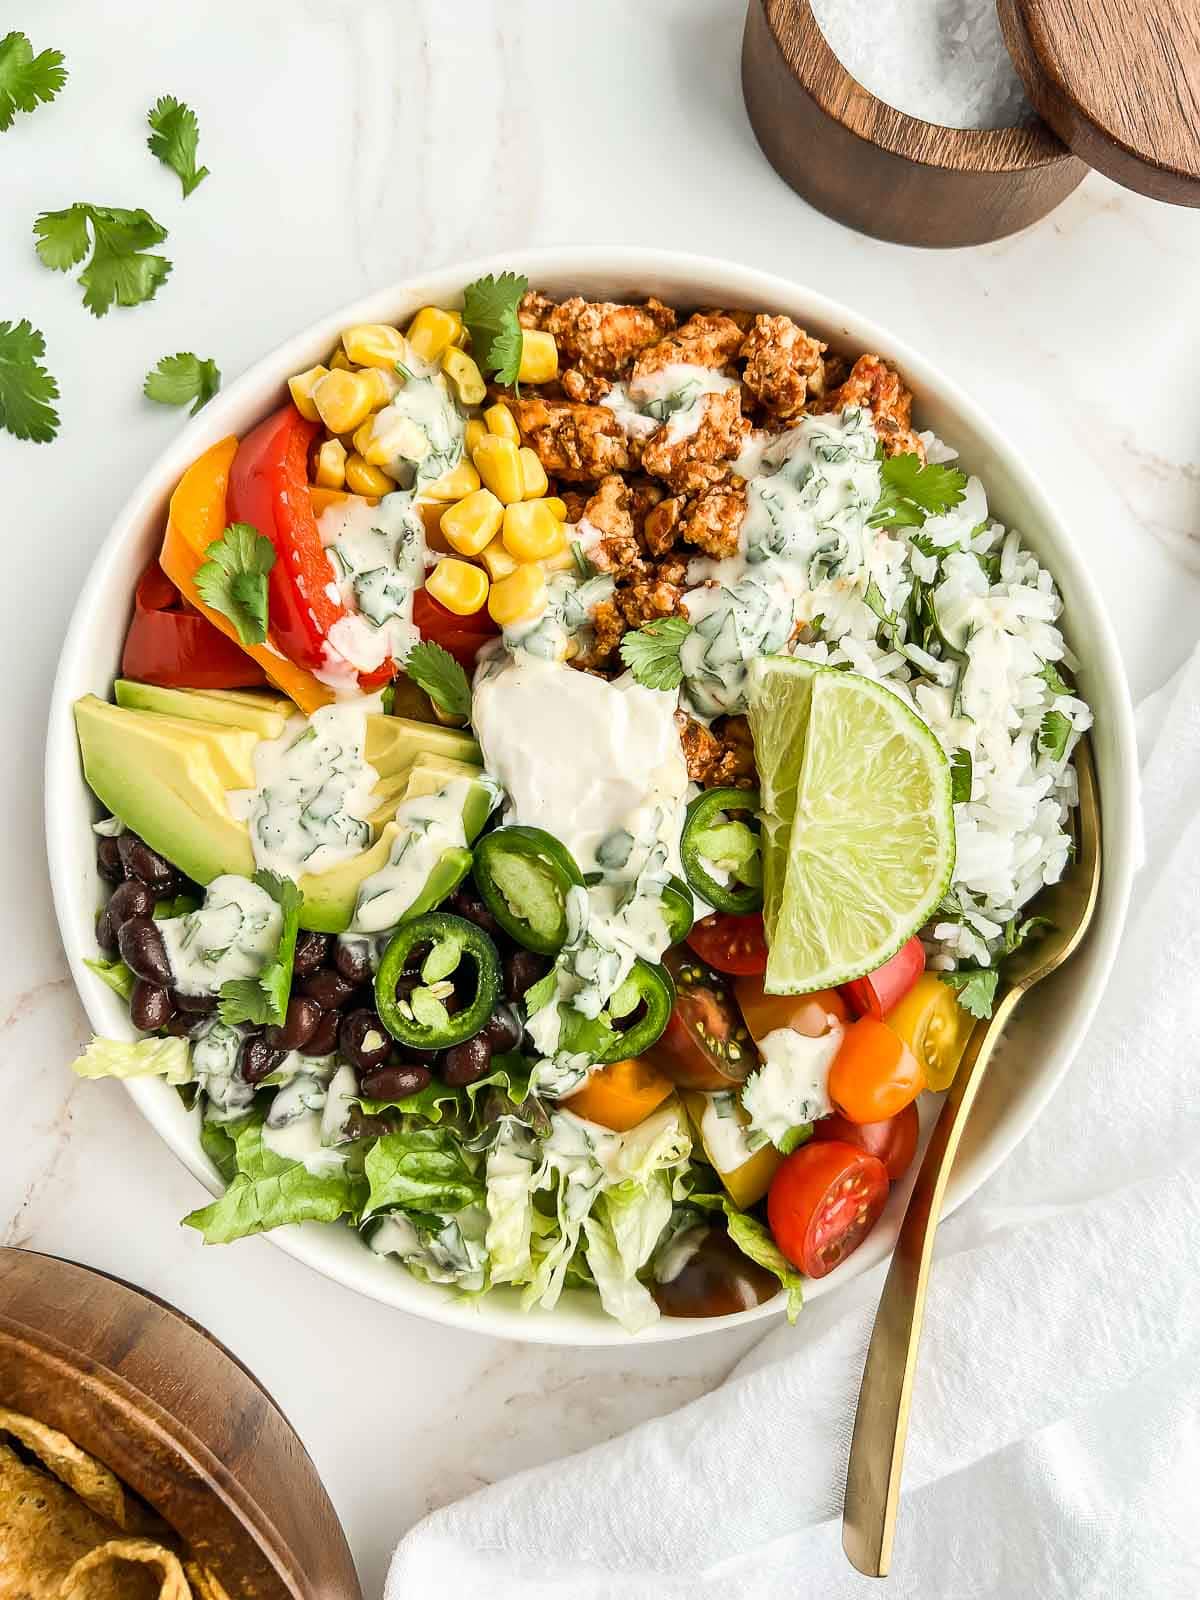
[342,323,407,370]
[488,563,547,627]
[519,447,549,500]
[442,348,486,406]
[352,419,376,458]
[422,458,482,501]
[502,500,566,563]
[540,543,577,574]
[479,535,519,581]
[518,329,558,384]
[360,366,401,409]
[484,402,520,443]
[363,414,431,471]
[310,485,378,517]
[312,369,374,435]
[345,454,393,497]
[314,438,347,490]
[406,307,462,364]
[441,489,504,557]
[427,557,489,616]
[472,435,524,504]
[329,347,354,371]
[544,495,568,520]
[288,365,329,423]
[465,418,487,455]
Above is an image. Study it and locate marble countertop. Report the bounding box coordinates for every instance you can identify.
[3,1,1199,1592]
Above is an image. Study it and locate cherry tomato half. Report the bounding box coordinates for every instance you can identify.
[840,936,926,1021]
[412,587,498,670]
[734,972,847,1045]
[885,972,976,1092]
[686,912,768,977]
[828,1017,925,1124]
[644,948,755,1091]
[812,1103,919,1182]
[767,1141,889,1278]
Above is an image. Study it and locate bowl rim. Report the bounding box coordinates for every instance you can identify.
[45,245,1139,1346]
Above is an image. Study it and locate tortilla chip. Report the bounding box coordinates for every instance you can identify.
[58,1538,191,1600]
[0,1409,128,1529]
[183,1564,231,1600]
[0,1440,124,1600]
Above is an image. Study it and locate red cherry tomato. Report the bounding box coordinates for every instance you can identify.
[412,587,499,669]
[812,1103,919,1182]
[827,1017,925,1124]
[121,561,268,689]
[840,936,926,1020]
[767,1141,889,1278]
[686,912,768,976]
[644,948,755,1091]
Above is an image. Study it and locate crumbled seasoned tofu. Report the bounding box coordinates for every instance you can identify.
[632,312,747,380]
[679,487,746,560]
[616,576,685,627]
[819,355,925,459]
[674,712,757,787]
[520,293,677,401]
[508,394,633,481]
[641,388,749,493]
[739,314,827,419]
[579,475,642,576]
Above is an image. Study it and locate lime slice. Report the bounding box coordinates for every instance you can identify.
[745,655,822,947]
[748,663,954,994]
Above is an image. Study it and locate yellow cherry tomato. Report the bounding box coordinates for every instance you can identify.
[885,973,976,1092]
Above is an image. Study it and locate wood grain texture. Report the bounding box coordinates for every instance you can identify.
[0,1249,361,1600]
[741,0,1087,247]
[999,0,1200,204]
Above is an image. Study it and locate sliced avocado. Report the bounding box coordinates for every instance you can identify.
[115,680,291,739]
[75,696,255,884]
[403,752,493,838]
[364,715,480,776]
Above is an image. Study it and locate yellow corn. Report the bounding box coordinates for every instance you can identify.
[441,489,504,557]
[519,446,549,500]
[544,495,568,520]
[288,364,329,423]
[472,435,524,504]
[342,323,407,370]
[540,543,577,573]
[465,418,488,455]
[422,458,482,502]
[484,402,521,443]
[488,562,547,627]
[314,437,347,490]
[345,453,393,497]
[406,307,462,364]
[442,348,486,406]
[502,500,566,562]
[359,366,401,409]
[329,347,354,371]
[312,369,374,435]
[518,329,558,384]
[479,535,519,582]
[362,414,431,471]
[351,419,374,457]
[427,557,489,616]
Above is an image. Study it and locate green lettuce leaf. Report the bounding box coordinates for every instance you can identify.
[182,1161,365,1244]
[724,1210,804,1322]
[83,957,135,1002]
[71,1034,191,1084]
[364,1127,484,1217]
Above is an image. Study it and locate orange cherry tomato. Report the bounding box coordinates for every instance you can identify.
[734,973,846,1045]
[812,1102,919,1182]
[827,1017,925,1124]
[563,1056,673,1132]
[767,1141,889,1278]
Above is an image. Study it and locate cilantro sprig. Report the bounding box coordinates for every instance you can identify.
[195,522,275,645]
[404,639,471,721]
[144,352,221,415]
[0,31,67,132]
[461,271,528,388]
[146,95,209,198]
[618,617,693,692]
[219,873,303,1027]
[940,965,998,1020]
[0,319,60,442]
[34,203,171,317]
[869,452,968,532]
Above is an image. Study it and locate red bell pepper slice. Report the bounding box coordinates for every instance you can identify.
[412,587,499,670]
[122,561,268,689]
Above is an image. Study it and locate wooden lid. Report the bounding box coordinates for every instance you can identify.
[997,0,1200,204]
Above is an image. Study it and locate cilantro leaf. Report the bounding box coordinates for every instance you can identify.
[1039,659,1073,696]
[618,616,692,692]
[146,95,209,197]
[1002,913,1053,956]
[34,203,171,317]
[461,271,528,387]
[195,522,275,645]
[0,319,59,442]
[949,747,973,804]
[218,873,303,1027]
[0,31,67,132]
[404,638,471,721]
[940,966,999,1020]
[1039,709,1072,762]
[869,453,968,532]
[144,351,221,415]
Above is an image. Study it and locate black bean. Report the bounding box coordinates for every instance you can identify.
[96,836,124,884]
[265,995,321,1052]
[165,1012,200,1038]
[107,878,156,930]
[170,989,217,1015]
[338,1009,394,1073]
[130,981,173,1032]
[300,968,357,1010]
[95,906,119,955]
[442,1031,492,1086]
[447,883,500,938]
[504,948,548,1006]
[292,929,331,978]
[484,1004,522,1052]
[334,940,373,986]
[116,916,172,986]
[359,1062,432,1100]
[117,834,177,894]
[305,1007,341,1058]
[239,1035,285,1085]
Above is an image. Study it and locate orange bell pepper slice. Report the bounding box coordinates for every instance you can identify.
[564,1056,674,1132]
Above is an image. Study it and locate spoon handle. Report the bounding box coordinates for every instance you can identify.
[841,983,1022,1577]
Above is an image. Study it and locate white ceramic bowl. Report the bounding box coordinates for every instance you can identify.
[46,249,1139,1345]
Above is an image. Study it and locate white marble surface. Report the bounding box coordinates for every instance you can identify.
[3,1,1199,1593]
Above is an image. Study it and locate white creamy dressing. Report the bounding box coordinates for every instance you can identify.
[602,362,737,446]
[160,875,282,997]
[500,571,615,663]
[192,1018,255,1121]
[318,491,426,675]
[653,1222,708,1284]
[350,777,473,934]
[368,370,464,488]
[741,1022,843,1145]
[227,700,382,880]
[370,1205,490,1290]
[259,1060,356,1174]
[699,1093,760,1174]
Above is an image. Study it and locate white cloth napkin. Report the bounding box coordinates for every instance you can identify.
[388,650,1200,1599]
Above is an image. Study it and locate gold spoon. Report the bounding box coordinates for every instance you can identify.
[842,735,1102,1577]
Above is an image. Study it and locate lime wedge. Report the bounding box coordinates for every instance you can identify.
[748,662,954,995]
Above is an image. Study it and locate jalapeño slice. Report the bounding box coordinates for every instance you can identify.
[680,787,764,915]
[597,958,676,1063]
[375,911,501,1050]
[660,875,695,945]
[473,825,585,954]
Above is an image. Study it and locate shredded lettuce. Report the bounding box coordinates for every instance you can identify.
[183,1115,366,1243]
[71,1033,192,1084]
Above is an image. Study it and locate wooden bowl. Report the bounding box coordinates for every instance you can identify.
[0,1248,361,1599]
[741,0,1088,246]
